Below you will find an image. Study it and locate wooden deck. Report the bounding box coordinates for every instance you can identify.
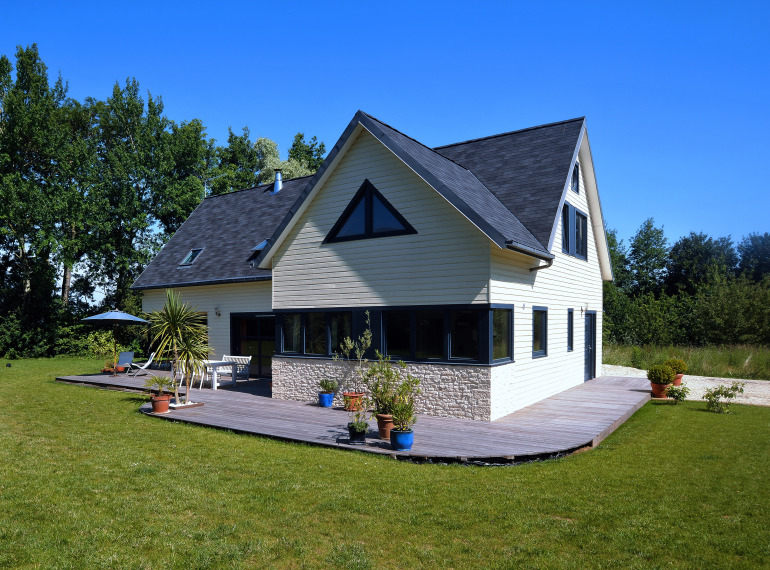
[56,372,651,464]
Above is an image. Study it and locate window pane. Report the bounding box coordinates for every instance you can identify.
[335,198,366,237]
[416,310,443,359]
[259,316,275,337]
[493,309,511,360]
[567,310,574,351]
[562,205,570,253]
[306,313,327,355]
[571,164,579,193]
[329,312,352,355]
[533,309,547,355]
[282,314,302,353]
[386,311,411,358]
[372,194,405,233]
[450,310,479,360]
[576,212,587,258]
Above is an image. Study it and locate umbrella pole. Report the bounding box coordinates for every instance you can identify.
[112,325,117,377]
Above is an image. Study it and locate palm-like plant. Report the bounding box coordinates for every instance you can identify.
[147,290,210,404]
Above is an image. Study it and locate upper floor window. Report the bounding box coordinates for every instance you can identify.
[575,211,588,260]
[179,248,203,266]
[571,163,580,194]
[562,205,570,253]
[324,179,417,243]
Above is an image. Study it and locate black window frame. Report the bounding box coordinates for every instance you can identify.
[491,308,513,362]
[323,179,417,244]
[575,210,588,260]
[532,306,548,358]
[561,203,588,261]
[179,248,203,266]
[567,308,574,352]
[571,162,580,194]
[561,204,570,254]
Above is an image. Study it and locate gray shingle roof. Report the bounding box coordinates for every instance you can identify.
[131,176,311,290]
[434,117,585,248]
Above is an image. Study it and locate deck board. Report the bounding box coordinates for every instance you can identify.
[56,373,651,464]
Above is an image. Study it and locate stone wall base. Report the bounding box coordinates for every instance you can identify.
[272,357,492,421]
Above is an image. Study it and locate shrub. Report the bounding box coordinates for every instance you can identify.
[666,383,690,404]
[703,382,746,413]
[319,379,339,394]
[647,364,675,385]
[391,372,421,431]
[630,346,644,369]
[663,358,688,375]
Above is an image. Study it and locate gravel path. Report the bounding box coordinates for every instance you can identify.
[602,364,770,407]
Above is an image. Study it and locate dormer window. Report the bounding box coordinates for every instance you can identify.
[180,248,203,266]
[252,240,269,252]
[571,163,580,194]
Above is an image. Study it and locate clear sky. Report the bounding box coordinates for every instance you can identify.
[2,1,768,247]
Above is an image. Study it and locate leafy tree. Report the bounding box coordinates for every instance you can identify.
[738,232,770,281]
[288,132,326,171]
[665,232,737,296]
[628,218,668,297]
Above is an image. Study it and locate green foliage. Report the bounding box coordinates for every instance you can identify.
[336,311,373,392]
[288,133,326,171]
[647,364,675,385]
[318,378,338,394]
[86,330,120,359]
[363,351,407,415]
[347,395,373,432]
[147,289,209,404]
[663,358,687,375]
[665,383,690,404]
[628,218,668,296]
[738,232,770,281]
[391,372,421,431]
[665,232,737,296]
[143,373,172,396]
[703,382,745,413]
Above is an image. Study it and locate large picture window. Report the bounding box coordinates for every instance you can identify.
[282,314,302,353]
[450,311,479,360]
[385,311,411,358]
[305,313,327,355]
[416,310,444,359]
[329,312,352,355]
[533,307,548,358]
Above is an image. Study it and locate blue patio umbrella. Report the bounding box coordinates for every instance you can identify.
[82,310,149,376]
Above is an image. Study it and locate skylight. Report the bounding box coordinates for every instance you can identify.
[252,239,269,252]
[180,248,203,266]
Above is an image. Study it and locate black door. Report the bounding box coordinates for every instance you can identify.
[231,314,275,378]
[584,312,596,381]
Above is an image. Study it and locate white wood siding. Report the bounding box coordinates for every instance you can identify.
[272,129,490,309]
[489,161,604,420]
[141,282,272,360]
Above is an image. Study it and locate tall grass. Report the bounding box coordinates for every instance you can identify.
[604,344,770,380]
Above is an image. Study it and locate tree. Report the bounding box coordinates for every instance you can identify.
[288,132,326,171]
[665,232,737,296]
[738,232,770,281]
[628,218,668,297]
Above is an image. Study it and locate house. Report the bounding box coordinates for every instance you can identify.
[133,111,613,421]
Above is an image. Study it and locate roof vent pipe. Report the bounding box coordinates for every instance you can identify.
[272,169,282,194]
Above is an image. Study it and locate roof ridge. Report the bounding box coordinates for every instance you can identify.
[433,117,585,150]
[360,111,474,173]
[203,174,315,200]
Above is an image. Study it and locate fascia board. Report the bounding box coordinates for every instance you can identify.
[579,130,614,281]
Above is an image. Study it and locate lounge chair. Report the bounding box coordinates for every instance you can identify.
[115,351,134,374]
[129,351,156,377]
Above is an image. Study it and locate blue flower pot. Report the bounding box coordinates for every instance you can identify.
[319,392,334,407]
[390,430,414,451]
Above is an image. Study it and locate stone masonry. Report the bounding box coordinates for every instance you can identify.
[272,357,493,421]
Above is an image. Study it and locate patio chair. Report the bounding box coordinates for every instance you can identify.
[129,351,156,376]
[221,355,252,384]
[115,351,134,373]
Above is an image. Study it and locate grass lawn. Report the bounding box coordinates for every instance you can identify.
[1,358,768,568]
[604,344,770,380]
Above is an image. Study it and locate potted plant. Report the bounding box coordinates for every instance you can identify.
[389,373,421,451]
[347,395,373,445]
[318,378,338,408]
[336,311,372,411]
[365,351,411,440]
[663,358,687,386]
[647,364,675,398]
[144,374,173,413]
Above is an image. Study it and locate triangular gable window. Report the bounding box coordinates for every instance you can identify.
[324,179,417,243]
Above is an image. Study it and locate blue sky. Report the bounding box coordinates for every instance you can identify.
[3,1,768,247]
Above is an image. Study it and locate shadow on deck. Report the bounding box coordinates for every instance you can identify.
[56,372,651,465]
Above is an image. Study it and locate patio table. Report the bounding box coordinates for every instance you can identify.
[202,360,238,390]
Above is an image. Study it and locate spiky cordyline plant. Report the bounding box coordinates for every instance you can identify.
[147,290,210,404]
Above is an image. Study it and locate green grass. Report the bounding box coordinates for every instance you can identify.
[604,344,770,380]
[1,358,769,568]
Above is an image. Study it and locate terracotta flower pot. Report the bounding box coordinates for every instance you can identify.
[150,394,172,413]
[376,413,394,440]
[650,382,670,398]
[342,392,365,411]
[673,374,684,386]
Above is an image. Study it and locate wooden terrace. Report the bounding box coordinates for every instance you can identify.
[56,372,651,465]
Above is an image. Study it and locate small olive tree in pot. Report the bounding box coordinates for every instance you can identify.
[390,372,421,452]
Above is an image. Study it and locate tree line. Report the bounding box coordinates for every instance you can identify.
[604,219,770,347]
[0,44,325,358]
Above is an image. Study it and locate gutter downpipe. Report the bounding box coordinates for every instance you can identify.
[504,242,554,272]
